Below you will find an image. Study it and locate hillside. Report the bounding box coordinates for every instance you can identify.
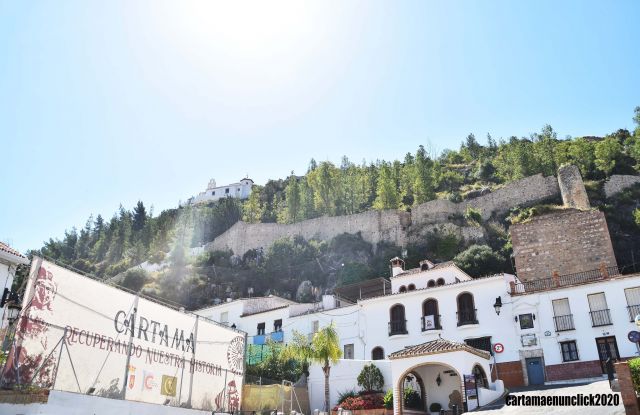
[24,109,640,309]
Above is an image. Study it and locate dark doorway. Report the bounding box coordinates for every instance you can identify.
[526,357,545,385]
[596,336,620,373]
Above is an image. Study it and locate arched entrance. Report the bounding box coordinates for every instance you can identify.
[396,363,462,415]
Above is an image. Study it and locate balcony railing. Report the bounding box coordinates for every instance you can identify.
[589,309,612,327]
[628,305,640,322]
[457,309,478,326]
[511,265,620,295]
[388,319,408,336]
[553,314,575,331]
[421,315,442,331]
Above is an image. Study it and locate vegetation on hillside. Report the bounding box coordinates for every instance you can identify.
[21,107,640,307]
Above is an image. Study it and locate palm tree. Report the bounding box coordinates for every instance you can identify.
[284,323,342,411]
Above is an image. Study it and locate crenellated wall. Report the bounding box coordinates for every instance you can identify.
[207,171,637,257]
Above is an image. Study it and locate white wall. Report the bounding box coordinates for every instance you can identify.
[307,359,392,411]
[0,390,216,415]
[391,265,470,293]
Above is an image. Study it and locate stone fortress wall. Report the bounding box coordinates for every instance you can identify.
[207,169,639,257]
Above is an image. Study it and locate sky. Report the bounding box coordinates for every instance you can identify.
[1,0,639,253]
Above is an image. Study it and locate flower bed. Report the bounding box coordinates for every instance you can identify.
[333,393,385,412]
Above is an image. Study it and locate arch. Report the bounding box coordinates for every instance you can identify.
[436,277,445,286]
[422,298,440,330]
[399,285,407,293]
[427,280,436,288]
[473,364,488,388]
[372,346,385,360]
[421,263,429,271]
[408,284,416,291]
[395,362,463,415]
[457,292,477,326]
[389,304,407,335]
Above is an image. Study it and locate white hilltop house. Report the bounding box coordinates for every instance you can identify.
[195,256,640,414]
[182,178,254,206]
[0,242,29,330]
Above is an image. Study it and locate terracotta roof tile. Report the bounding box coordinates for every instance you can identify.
[388,338,490,360]
[0,242,27,260]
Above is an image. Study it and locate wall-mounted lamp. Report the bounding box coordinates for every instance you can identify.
[436,373,442,386]
[493,297,503,315]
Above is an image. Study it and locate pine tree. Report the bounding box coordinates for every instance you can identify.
[284,173,301,223]
[373,163,399,210]
[132,201,147,233]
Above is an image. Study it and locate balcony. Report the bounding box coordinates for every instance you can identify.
[388,320,408,336]
[628,305,640,322]
[421,315,442,331]
[589,309,612,327]
[553,314,575,331]
[457,309,478,326]
[253,334,266,345]
[270,330,284,342]
[511,266,620,295]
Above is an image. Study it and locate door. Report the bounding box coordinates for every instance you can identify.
[526,358,545,385]
[596,336,620,373]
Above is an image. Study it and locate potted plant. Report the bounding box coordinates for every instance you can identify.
[429,402,442,414]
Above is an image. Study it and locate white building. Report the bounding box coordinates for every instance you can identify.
[0,242,29,330]
[195,258,640,414]
[183,178,254,206]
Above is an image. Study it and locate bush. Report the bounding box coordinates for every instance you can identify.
[453,244,506,277]
[120,268,149,291]
[464,206,482,226]
[403,387,422,409]
[334,394,384,411]
[383,389,393,409]
[429,402,442,412]
[337,389,358,404]
[357,363,384,392]
[629,357,640,392]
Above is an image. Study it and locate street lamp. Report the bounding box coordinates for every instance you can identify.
[493,297,503,315]
[6,301,21,325]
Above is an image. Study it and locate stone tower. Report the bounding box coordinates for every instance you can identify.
[557,164,590,210]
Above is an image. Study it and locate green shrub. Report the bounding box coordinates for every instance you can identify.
[429,402,442,412]
[453,244,505,277]
[629,357,640,392]
[120,268,149,291]
[357,363,384,392]
[383,389,393,409]
[464,206,483,226]
[403,387,422,409]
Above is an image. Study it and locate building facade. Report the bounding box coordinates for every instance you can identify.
[0,242,29,330]
[183,178,254,206]
[195,257,640,412]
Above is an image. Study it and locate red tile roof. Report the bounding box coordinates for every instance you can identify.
[0,242,26,260]
[388,338,490,360]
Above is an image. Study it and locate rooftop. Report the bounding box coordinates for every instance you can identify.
[0,242,29,265]
[391,261,457,278]
[388,338,490,360]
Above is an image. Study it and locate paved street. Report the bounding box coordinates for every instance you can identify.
[473,381,624,414]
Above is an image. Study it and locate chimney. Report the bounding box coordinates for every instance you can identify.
[390,257,405,277]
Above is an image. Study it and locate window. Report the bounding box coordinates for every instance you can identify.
[399,285,407,293]
[588,292,612,327]
[220,311,229,325]
[427,280,435,288]
[457,292,477,326]
[344,344,354,359]
[274,319,282,332]
[408,284,416,291]
[212,191,216,195]
[560,341,579,362]
[422,299,440,330]
[372,347,384,360]
[225,188,229,194]
[552,298,574,331]
[436,278,445,286]
[626,287,640,321]
[472,364,488,388]
[237,188,240,191]
[465,336,492,353]
[519,313,534,330]
[389,304,407,335]
[257,322,265,335]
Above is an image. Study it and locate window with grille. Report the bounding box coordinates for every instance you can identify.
[274,319,282,332]
[519,313,534,330]
[465,336,492,353]
[344,344,354,359]
[257,322,265,335]
[560,341,579,362]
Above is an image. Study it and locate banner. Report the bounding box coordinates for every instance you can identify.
[423,315,435,330]
[1,258,246,411]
